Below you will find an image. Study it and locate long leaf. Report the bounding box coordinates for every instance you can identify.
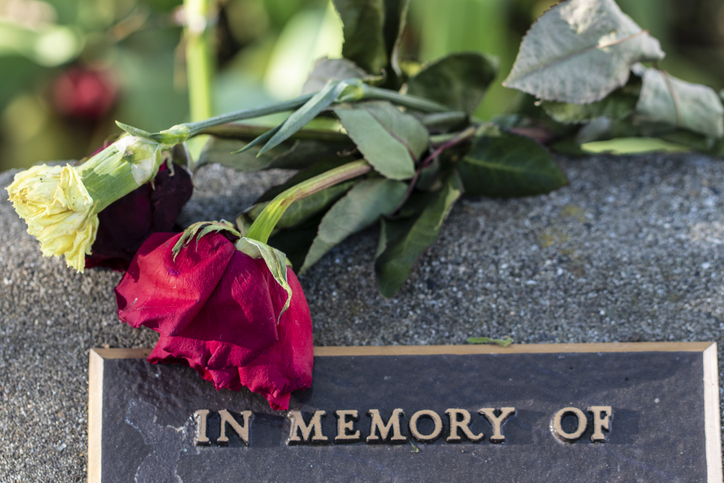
[199,137,351,172]
[635,67,724,139]
[541,88,638,124]
[406,52,498,114]
[374,173,462,298]
[258,80,349,155]
[268,140,353,171]
[300,178,407,273]
[231,124,281,154]
[334,101,428,180]
[381,0,409,81]
[503,0,664,103]
[198,137,280,171]
[267,212,327,270]
[332,0,387,74]
[302,57,368,94]
[459,125,568,197]
[658,130,724,158]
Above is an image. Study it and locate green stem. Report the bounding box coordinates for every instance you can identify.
[245,160,372,243]
[184,0,214,123]
[199,123,351,143]
[422,126,476,165]
[188,83,445,135]
[183,0,214,163]
[430,130,472,145]
[389,126,476,217]
[185,94,314,136]
[421,111,469,128]
[138,81,453,145]
[363,85,448,113]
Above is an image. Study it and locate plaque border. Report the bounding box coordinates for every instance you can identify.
[87,341,722,483]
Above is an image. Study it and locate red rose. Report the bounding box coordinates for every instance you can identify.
[52,66,117,121]
[85,163,193,271]
[114,231,313,410]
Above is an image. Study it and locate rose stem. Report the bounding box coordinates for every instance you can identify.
[389,126,476,217]
[244,160,372,244]
[184,0,215,161]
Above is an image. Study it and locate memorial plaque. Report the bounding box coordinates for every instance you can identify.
[88,342,722,482]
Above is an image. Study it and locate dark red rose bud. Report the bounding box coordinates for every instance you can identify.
[85,163,193,271]
[114,232,313,410]
[52,66,117,121]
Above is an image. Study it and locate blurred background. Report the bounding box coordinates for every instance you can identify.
[1,0,723,171]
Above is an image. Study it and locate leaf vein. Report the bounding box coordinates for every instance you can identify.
[509,30,648,83]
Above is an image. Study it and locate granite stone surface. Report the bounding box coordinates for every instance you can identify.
[1,152,723,481]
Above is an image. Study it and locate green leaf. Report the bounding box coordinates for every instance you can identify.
[198,122,353,172]
[172,221,240,260]
[197,137,285,171]
[231,125,281,155]
[331,0,409,80]
[381,0,409,80]
[406,52,498,114]
[416,159,442,192]
[236,238,292,322]
[635,68,724,139]
[503,0,664,103]
[375,173,462,298]
[466,336,513,347]
[300,178,407,273]
[267,212,327,271]
[268,140,353,171]
[200,136,349,172]
[580,137,690,155]
[576,115,644,144]
[332,0,387,74]
[658,130,724,157]
[246,181,357,231]
[575,116,616,144]
[334,101,428,180]
[115,121,156,140]
[259,80,350,155]
[459,125,568,197]
[302,57,368,94]
[541,89,637,124]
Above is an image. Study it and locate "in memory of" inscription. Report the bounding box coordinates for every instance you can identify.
[193,406,613,447]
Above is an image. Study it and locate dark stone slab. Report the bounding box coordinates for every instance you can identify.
[89,343,722,482]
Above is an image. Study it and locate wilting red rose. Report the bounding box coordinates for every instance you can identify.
[85,163,193,271]
[114,231,313,410]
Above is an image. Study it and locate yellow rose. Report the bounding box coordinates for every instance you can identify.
[7,164,99,272]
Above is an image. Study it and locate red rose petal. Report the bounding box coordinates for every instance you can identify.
[236,266,313,410]
[116,231,314,410]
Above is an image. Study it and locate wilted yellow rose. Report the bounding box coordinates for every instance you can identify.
[6,135,168,272]
[7,164,99,272]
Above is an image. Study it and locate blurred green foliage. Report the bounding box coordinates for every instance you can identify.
[1,0,723,170]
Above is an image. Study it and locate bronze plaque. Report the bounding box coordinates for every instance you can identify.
[88,343,722,482]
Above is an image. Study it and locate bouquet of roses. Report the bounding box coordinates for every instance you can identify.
[6,0,722,410]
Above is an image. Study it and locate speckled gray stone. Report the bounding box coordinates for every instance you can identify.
[1,152,723,481]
